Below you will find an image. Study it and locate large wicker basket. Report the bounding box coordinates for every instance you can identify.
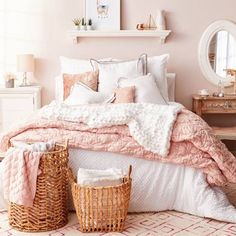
[69,166,132,233]
[8,141,69,232]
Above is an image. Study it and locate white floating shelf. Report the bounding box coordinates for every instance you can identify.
[68,30,171,44]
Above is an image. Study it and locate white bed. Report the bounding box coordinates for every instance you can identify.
[0,58,235,224]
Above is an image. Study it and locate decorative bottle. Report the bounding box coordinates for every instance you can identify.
[156,10,166,30]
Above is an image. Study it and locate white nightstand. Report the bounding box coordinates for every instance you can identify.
[0,86,42,132]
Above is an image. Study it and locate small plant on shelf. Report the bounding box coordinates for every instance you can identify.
[87,18,93,30]
[72,18,81,30]
[80,17,87,30]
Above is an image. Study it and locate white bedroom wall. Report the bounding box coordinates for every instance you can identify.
[1,0,236,118]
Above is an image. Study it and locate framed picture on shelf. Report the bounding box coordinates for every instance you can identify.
[85,0,120,31]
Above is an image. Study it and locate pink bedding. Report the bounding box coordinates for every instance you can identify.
[1,109,236,186]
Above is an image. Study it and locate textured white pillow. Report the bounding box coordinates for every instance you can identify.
[118,74,167,105]
[146,54,170,101]
[64,82,114,106]
[91,55,147,95]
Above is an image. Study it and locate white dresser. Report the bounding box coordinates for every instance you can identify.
[0,86,41,133]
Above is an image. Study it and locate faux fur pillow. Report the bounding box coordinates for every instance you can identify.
[113,86,135,103]
[63,70,98,99]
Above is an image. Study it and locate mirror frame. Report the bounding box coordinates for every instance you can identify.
[198,20,236,86]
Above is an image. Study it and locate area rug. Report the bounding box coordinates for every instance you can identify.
[0,184,235,236]
[1,210,236,236]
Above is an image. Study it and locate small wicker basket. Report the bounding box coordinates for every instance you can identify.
[69,166,132,233]
[8,141,69,232]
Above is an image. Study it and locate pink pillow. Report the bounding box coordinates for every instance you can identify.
[63,70,98,99]
[113,86,135,103]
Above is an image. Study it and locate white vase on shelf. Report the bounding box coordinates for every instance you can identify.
[156,10,166,30]
[80,25,87,31]
[86,25,93,30]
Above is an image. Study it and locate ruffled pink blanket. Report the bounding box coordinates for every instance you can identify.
[1,109,236,186]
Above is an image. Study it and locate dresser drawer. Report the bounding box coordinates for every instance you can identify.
[201,100,236,113]
[0,87,41,132]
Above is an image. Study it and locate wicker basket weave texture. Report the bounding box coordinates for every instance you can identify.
[70,166,132,233]
[9,142,69,232]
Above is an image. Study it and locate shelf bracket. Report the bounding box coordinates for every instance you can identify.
[160,36,166,44]
[72,36,79,44]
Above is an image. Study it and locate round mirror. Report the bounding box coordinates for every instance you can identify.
[209,30,236,79]
[199,20,236,86]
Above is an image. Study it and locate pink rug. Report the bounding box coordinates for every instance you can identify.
[1,184,235,235]
[0,210,236,236]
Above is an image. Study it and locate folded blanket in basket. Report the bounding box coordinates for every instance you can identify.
[2,141,55,207]
[77,168,124,187]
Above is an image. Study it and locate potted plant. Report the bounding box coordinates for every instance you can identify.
[80,17,87,30]
[87,19,93,30]
[72,18,81,30]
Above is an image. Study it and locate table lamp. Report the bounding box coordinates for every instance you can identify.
[17,54,35,86]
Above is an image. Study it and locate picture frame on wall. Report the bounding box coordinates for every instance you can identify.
[85,0,120,31]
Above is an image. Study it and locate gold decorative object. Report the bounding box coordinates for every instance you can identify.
[137,14,157,31]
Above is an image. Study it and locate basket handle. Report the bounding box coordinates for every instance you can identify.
[65,139,69,149]
[128,165,132,179]
[67,167,76,184]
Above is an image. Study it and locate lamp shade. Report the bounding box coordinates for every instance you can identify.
[17,54,35,72]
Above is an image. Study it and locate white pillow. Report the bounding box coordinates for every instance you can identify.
[118,74,167,105]
[59,56,112,74]
[146,54,170,101]
[91,54,147,95]
[64,82,114,106]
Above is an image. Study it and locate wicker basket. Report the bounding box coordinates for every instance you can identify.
[8,141,69,232]
[69,166,132,233]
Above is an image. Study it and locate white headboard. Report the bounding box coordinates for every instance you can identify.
[167,73,176,102]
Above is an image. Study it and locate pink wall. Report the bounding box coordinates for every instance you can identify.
[34,0,236,113]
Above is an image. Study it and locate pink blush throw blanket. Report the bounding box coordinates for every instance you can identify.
[2,148,41,207]
[0,105,236,187]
